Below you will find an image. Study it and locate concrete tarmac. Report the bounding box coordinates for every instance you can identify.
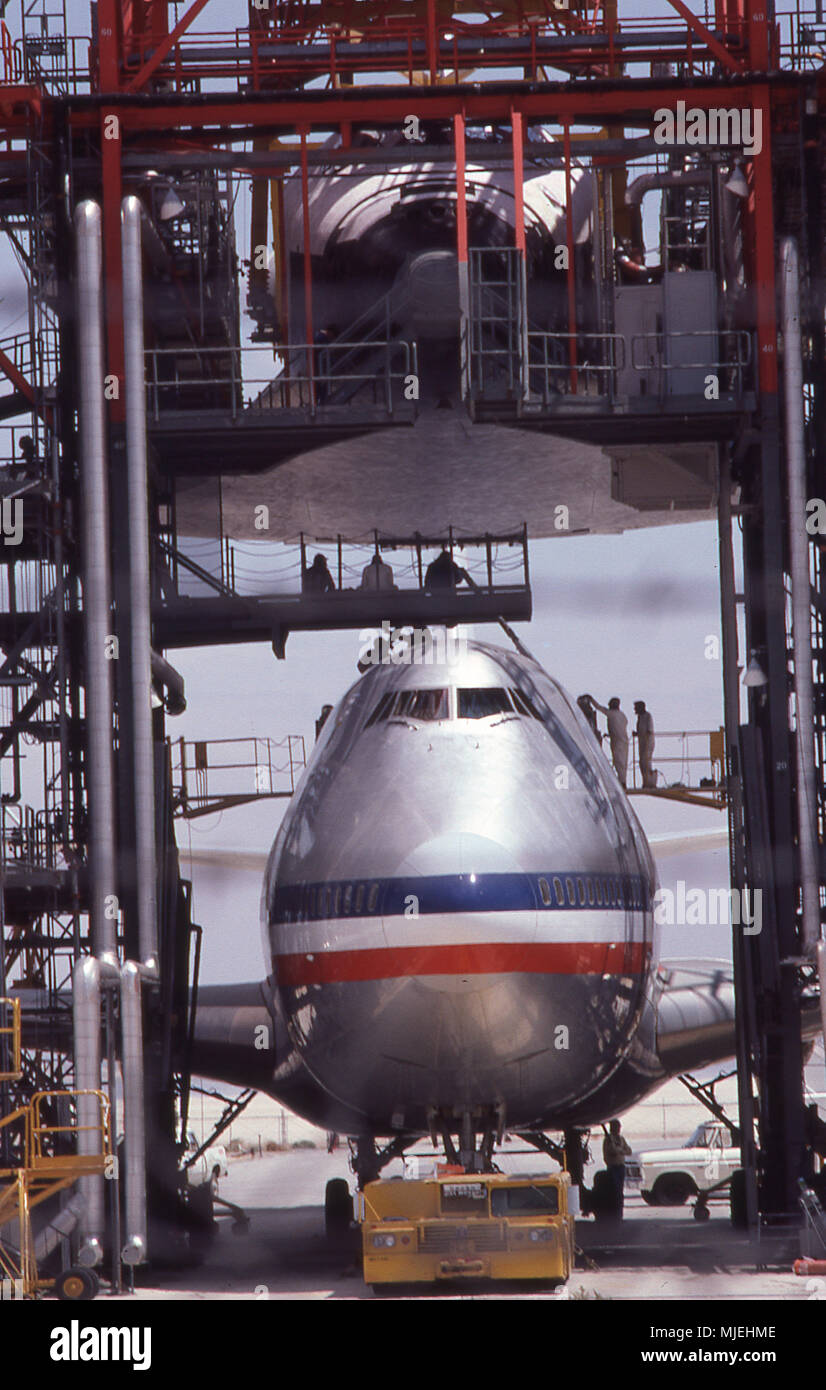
[107,1146,817,1301]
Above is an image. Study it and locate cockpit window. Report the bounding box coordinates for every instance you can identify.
[364,691,395,728]
[366,688,448,726]
[509,687,543,720]
[458,688,513,719]
[396,689,449,721]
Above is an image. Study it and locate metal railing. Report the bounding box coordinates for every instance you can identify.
[145,340,418,420]
[622,728,726,794]
[0,998,22,1082]
[630,329,753,394]
[527,331,627,403]
[171,735,306,819]
[0,803,61,871]
[473,328,753,405]
[7,3,821,100]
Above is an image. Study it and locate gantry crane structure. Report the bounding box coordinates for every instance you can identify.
[0,0,822,1284]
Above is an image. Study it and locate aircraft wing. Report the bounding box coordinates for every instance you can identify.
[187,980,286,1092]
[655,957,822,1075]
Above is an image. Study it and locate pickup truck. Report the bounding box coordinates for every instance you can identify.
[625,1121,740,1206]
[181,1131,229,1192]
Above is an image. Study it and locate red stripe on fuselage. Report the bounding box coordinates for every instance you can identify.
[276,940,650,986]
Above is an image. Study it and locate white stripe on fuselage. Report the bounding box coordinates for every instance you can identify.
[273,909,650,955]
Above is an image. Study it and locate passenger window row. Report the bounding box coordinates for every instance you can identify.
[537,874,646,910]
[276,871,647,923]
[279,880,381,924]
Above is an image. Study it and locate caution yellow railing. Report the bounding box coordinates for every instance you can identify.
[0,997,21,1081]
[0,1089,112,1299]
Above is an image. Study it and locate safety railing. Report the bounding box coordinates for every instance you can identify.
[0,998,21,1082]
[474,327,752,406]
[0,22,22,83]
[145,340,418,420]
[621,727,726,794]
[527,331,627,403]
[0,803,61,871]
[18,2,821,99]
[171,735,307,819]
[110,6,751,95]
[630,329,753,395]
[26,1090,111,1173]
[298,525,530,597]
[173,527,530,610]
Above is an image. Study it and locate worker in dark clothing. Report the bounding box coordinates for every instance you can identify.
[312,323,340,405]
[602,1119,632,1217]
[634,700,656,789]
[303,553,335,594]
[577,694,601,742]
[10,435,38,480]
[424,545,469,591]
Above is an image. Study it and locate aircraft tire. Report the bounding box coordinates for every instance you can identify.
[55,1266,97,1301]
[729,1169,748,1229]
[325,1177,353,1238]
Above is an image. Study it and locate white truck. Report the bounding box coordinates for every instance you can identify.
[182,1131,229,1192]
[625,1121,740,1208]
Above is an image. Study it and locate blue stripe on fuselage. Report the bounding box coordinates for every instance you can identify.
[271,870,651,924]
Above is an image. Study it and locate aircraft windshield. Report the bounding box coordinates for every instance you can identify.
[457,688,513,719]
[365,688,449,725]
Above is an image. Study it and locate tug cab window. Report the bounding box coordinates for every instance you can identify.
[490,1184,559,1216]
[458,688,513,719]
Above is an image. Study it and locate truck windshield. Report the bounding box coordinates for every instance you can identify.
[490,1185,559,1215]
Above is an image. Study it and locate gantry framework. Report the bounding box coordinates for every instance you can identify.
[0,0,822,1282]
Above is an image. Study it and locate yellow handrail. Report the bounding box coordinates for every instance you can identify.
[0,997,21,1081]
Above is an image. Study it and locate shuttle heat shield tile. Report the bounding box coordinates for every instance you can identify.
[209,413,716,543]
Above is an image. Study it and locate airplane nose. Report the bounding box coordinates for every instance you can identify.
[384,831,538,990]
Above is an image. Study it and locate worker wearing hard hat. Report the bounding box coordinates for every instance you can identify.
[590,696,629,787]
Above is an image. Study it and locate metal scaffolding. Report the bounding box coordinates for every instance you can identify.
[0,0,822,1294]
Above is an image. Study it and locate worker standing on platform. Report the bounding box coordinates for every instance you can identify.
[634,700,656,788]
[360,550,395,591]
[590,696,629,787]
[424,545,468,591]
[602,1119,632,1217]
[303,553,336,594]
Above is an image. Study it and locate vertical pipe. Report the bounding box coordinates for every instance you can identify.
[72,956,104,1266]
[120,961,148,1265]
[563,120,579,393]
[74,201,118,972]
[511,108,526,256]
[780,238,820,952]
[122,196,159,978]
[718,449,759,1228]
[300,131,314,403]
[511,108,529,403]
[454,113,470,404]
[425,0,437,83]
[750,112,778,396]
